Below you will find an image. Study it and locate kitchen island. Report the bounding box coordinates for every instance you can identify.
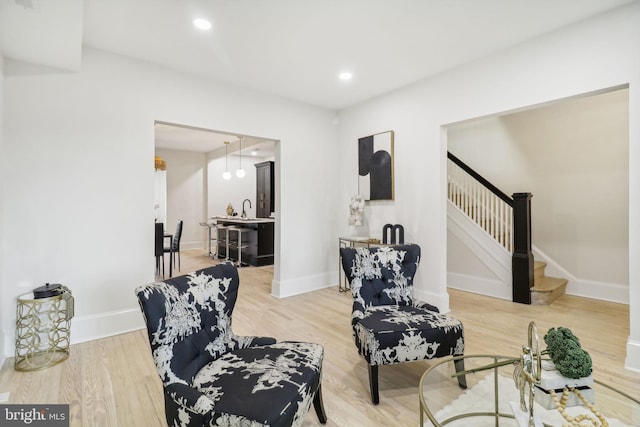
[211,217,275,267]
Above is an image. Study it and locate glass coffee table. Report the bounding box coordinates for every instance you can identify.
[420,355,640,427]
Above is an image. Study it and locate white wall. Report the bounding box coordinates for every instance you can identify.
[153,169,166,224]
[155,148,207,250]
[448,89,629,299]
[0,53,5,368]
[1,47,339,356]
[207,154,272,220]
[337,3,640,370]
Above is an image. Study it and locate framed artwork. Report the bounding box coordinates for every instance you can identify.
[358,130,394,200]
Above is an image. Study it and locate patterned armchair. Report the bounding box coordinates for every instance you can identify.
[340,244,466,404]
[136,263,327,426]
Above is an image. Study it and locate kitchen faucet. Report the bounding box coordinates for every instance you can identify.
[241,198,252,218]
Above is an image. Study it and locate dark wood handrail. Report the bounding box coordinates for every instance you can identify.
[447,152,513,206]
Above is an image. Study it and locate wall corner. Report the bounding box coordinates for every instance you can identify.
[625,338,640,372]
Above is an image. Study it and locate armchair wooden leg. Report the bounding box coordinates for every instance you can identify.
[368,364,379,404]
[313,384,327,424]
[454,358,467,389]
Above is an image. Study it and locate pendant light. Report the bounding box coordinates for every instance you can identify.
[222,141,232,180]
[235,136,246,178]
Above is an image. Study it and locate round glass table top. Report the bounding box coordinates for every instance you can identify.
[419,355,639,427]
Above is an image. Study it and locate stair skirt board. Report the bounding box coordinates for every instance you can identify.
[447,272,511,301]
[447,203,511,279]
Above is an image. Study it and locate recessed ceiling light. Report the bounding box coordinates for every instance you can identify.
[339,72,353,81]
[193,18,212,31]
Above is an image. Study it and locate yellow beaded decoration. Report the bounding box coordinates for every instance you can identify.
[549,387,608,427]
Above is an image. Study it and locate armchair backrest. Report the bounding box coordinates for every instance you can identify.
[135,263,240,386]
[340,244,421,324]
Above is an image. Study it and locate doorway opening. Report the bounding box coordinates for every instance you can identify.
[444,86,629,304]
[154,121,278,291]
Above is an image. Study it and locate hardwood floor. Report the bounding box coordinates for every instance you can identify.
[1,249,638,426]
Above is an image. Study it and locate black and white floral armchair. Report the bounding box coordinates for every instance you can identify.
[340,244,466,404]
[136,263,327,426]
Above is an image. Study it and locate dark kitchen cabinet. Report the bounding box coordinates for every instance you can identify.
[255,161,274,218]
[215,219,274,266]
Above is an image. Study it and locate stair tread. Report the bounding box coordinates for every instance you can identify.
[534,261,547,269]
[532,276,568,293]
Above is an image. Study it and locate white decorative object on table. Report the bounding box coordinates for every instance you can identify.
[348,194,366,236]
[535,360,594,409]
[348,194,364,226]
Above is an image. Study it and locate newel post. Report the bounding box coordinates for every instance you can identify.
[512,192,533,304]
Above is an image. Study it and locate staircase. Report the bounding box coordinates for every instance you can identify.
[532,261,568,305]
[448,152,568,305]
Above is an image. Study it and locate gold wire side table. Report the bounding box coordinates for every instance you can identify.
[15,290,74,371]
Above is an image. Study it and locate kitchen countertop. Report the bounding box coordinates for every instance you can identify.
[210,216,275,224]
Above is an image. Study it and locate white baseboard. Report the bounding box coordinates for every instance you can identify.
[626,338,640,372]
[1,307,145,358]
[70,307,145,345]
[447,272,511,301]
[565,278,629,304]
[182,240,207,251]
[272,272,333,298]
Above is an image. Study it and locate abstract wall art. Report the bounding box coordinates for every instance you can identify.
[358,130,394,200]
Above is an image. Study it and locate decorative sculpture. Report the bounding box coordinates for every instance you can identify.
[513,322,542,426]
[382,223,404,244]
[348,194,365,226]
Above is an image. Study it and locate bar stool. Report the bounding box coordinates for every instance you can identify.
[199,222,217,257]
[229,227,251,267]
[216,225,230,260]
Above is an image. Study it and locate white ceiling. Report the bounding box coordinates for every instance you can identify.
[1,0,636,151]
[154,122,275,157]
[79,0,637,110]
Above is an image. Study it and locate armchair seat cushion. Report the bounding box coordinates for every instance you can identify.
[193,341,323,427]
[355,305,464,366]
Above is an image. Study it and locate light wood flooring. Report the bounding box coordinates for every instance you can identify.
[1,249,638,426]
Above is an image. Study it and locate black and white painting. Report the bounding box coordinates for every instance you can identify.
[358,130,394,200]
